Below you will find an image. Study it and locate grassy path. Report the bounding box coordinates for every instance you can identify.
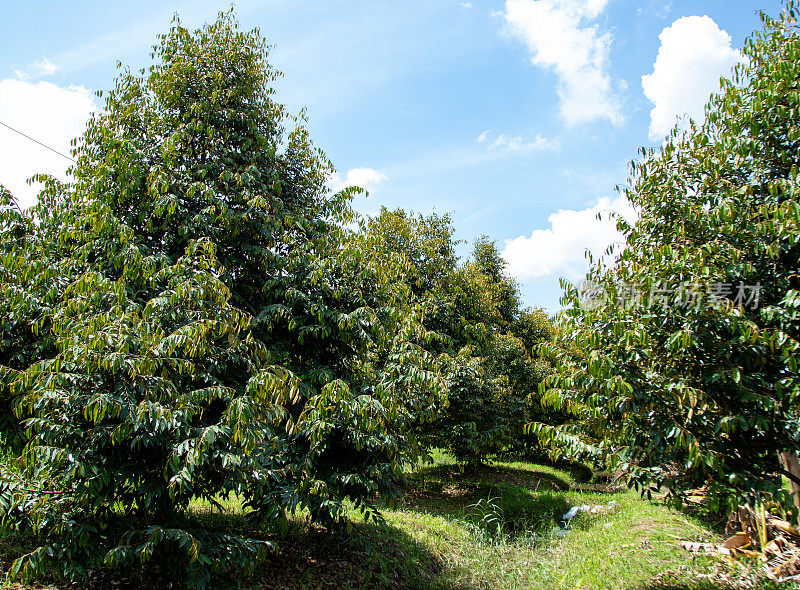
[368,457,725,590]
[1,454,778,589]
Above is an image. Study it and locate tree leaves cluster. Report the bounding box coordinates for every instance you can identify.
[353,209,558,465]
[534,2,800,516]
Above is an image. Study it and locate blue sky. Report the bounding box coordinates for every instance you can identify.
[0,0,784,312]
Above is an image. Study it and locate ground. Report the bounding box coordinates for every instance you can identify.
[0,451,794,589]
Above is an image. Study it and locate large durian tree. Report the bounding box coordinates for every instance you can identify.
[0,13,442,587]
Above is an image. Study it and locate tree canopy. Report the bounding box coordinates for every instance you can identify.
[354,210,558,464]
[0,13,444,586]
[534,4,800,516]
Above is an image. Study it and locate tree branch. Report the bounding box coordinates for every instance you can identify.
[778,467,800,489]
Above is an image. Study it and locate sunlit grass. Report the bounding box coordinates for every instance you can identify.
[376,451,726,589]
[0,451,774,589]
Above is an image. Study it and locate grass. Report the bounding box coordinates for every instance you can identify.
[371,456,724,590]
[0,452,794,589]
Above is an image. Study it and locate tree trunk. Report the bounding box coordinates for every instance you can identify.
[780,451,800,523]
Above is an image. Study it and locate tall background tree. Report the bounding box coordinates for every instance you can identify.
[354,209,557,465]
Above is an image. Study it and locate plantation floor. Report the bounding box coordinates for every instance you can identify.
[1,454,794,590]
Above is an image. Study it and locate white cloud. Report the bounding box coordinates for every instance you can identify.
[0,79,96,209]
[642,16,743,140]
[636,1,673,18]
[477,131,560,152]
[13,57,59,81]
[503,0,624,126]
[330,167,388,193]
[31,58,59,77]
[502,195,635,281]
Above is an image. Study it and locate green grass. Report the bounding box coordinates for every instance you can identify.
[368,453,724,590]
[1,451,793,589]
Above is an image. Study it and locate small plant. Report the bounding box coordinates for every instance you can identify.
[467,496,508,544]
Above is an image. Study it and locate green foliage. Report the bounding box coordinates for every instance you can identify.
[0,12,443,587]
[436,351,510,464]
[356,207,458,304]
[471,237,521,329]
[513,308,556,352]
[535,3,800,513]
[435,242,555,464]
[353,210,558,464]
[0,180,67,451]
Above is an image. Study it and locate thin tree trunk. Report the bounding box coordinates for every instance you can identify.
[780,451,800,523]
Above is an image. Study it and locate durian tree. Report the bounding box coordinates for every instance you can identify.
[534,3,800,517]
[0,13,442,587]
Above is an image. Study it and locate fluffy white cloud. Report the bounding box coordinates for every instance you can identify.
[0,78,96,209]
[502,195,635,281]
[476,130,560,153]
[329,167,388,193]
[503,0,624,126]
[642,16,743,140]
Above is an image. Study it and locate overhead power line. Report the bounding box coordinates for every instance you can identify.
[0,119,76,162]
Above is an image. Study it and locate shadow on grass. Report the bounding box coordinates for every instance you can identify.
[387,474,575,544]
[637,577,796,590]
[636,581,739,590]
[393,462,575,533]
[189,498,466,589]
[505,452,594,484]
[0,517,463,590]
[249,519,471,590]
[411,463,573,493]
